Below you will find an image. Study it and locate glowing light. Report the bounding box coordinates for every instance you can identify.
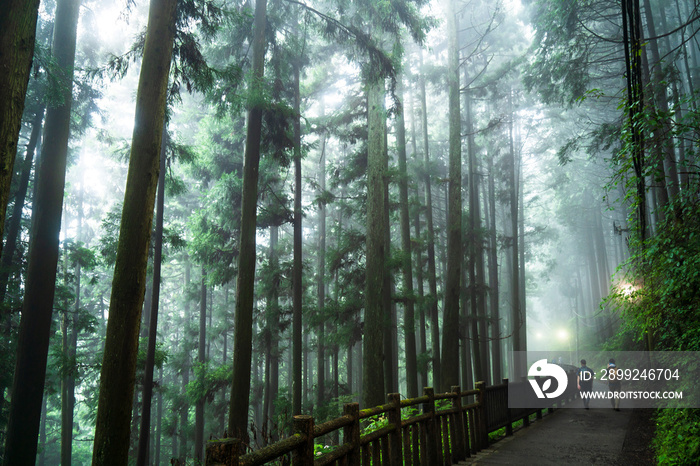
[619,282,639,297]
[557,329,568,341]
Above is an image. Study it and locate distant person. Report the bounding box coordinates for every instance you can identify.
[607,358,622,411]
[577,359,594,409]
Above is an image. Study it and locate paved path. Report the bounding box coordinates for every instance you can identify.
[458,394,649,465]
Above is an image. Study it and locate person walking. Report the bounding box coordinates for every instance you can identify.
[577,359,594,409]
[607,358,622,411]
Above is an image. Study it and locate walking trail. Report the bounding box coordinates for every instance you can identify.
[458,393,656,465]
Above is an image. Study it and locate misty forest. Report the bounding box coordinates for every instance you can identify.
[1,0,699,464]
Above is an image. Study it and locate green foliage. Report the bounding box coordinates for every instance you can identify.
[136,337,169,373]
[654,409,700,465]
[99,202,185,267]
[606,196,700,465]
[522,0,595,105]
[608,198,700,351]
[98,203,123,264]
[186,362,232,404]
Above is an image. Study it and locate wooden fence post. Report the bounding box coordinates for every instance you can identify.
[344,403,360,466]
[387,393,403,466]
[475,381,488,450]
[292,415,314,466]
[450,386,466,461]
[205,438,241,466]
[422,387,439,465]
[503,378,513,436]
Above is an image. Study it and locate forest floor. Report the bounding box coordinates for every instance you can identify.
[459,397,656,465]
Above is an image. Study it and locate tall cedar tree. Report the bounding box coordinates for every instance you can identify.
[440,0,462,391]
[91,0,177,462]
[317,137,326,409]
[292,57,303,415]
[0,106,44,303]
[507,94,523,374]
[363,76,387,408]
[135,129,167,466]
[466,88,484,383]
[396,78,419,398]
[195,268,207,460]
[228,0,267,439]
[62,185,83,464]
[418,50,441,390]
[0,0,41,254]
[3,0,80,462]
[360,0,429,406]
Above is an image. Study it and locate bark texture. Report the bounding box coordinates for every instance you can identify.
[292,60,303,416]
[228,0,267,439]
[419,51,440,391]
[0,0,41,253]
[0,107,43,303]
[136,131,167,466]
[92,0,177,462]
[396,79,418,398]
[363,77,387,408]
[441,0,462,391]
[3,0,80,462]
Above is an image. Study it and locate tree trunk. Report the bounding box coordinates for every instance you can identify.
[465,87,483,385]
[263,225,279,440]
[0,0,41,251]
[396,78,418,398]
[441,0,462,391]
[195,269,207,461]
[155,365,163,466]
[382,154,395,395]
[3,0,80,461]
[0,106,43,303]
[408,84,428,391]
[675,0,697,113]
[317,130,326,408]
[303,331,310,412]
[621,0,647,245]
[62,183,82,465]
[517,137,527,358]
[221,285,230,436]
[180,256,191,458]
[460,263,473,391]
[136,129,167,466]
[594,207,612,339]
[61,238,72,465]
[508,96,523,379]
[171,372,178,460]
[586,221,603,341]
[228,0,267,439]
[642,0,680,208]
[419,50,441,392]
[486,155,501,382]
[292,58,303,416]
[92,0,177,461]
[38,394,47,466]
[658,6,690,189]
[363,77,387,408]
[0,104,43,425]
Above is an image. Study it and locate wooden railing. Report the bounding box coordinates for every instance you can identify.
[206,370,578,465]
